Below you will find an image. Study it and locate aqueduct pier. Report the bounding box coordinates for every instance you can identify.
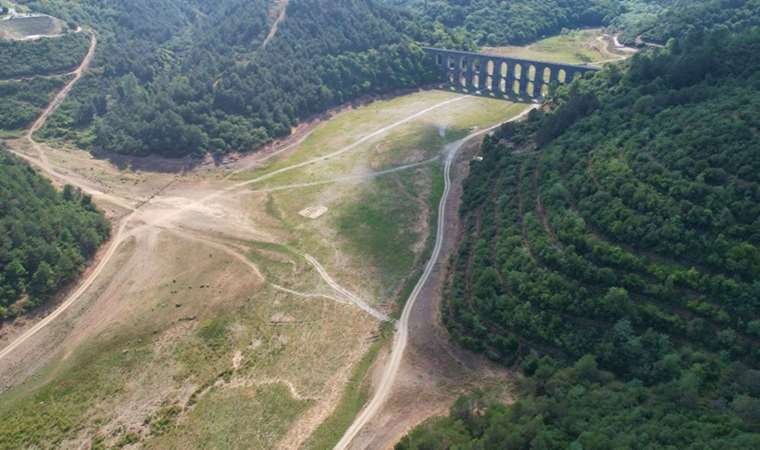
[424,47,600,100]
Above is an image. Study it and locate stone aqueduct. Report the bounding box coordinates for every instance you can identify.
[423,47,600,100]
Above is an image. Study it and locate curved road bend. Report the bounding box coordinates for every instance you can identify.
[335,105,537,450]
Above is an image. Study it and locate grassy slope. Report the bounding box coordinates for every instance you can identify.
[483,28,609,64]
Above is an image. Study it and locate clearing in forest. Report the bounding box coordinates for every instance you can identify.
[483,28,624,65]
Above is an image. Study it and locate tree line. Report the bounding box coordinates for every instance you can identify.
[0,148,110,319]
[385,0,619,46]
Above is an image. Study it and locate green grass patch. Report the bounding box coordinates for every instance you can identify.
[145,384,310,450]
[392,162,444,318]
[301,327,390,450]
[484,28,607,64]
[335,172,420,286]
[174,317,233,380]
[0,334,152,449]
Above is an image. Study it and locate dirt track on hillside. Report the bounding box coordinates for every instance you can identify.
[337,107,536,450]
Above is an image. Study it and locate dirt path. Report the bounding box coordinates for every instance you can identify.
[303,255,389,322]
[334,105,538,450]
[27,31,96,141]
[245,157,438,194]
[120,96,466,240]
[261,0,288,50]
[0,32,143,362]
[0,214,131,361]
[5,32,136,211]
[593,34,638,64]
[166,227,385,319]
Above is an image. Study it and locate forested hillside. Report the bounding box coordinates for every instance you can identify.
[0,148,110,320]
[22,0,446,157]
[399,28,760,449]
[385,0,618,45]
[0,77,69,132]
[0,32,89,79]
[24,0,623,157]
[8,0,758,157]
[612,0,760,44]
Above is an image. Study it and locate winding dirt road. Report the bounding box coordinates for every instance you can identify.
[27,32,97,140]
[261,0,288,50]
[304,254,389,322]
[335,105,537,450]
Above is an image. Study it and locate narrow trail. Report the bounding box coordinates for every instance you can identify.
[224,129,315,181]
[162,228,266,283]
[271,284,349,306]
[5,32,137,211]
[7,149,138,212]
[261,0,288,50]
[593,34,638,64]
[0,31,140,362]
[334,105,537,450]
[303,255,389,322]
[212,0,288,88]
[0,216,132,361]
[165,227,374,315]
[27,32,96,141]
[244,157,438,194]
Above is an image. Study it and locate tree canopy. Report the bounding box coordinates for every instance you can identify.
[0,148,110,319]
[400,27,760,450]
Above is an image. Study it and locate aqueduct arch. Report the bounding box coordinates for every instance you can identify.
[424,47,600,100]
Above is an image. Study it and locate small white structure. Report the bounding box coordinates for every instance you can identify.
[298,205,328,219]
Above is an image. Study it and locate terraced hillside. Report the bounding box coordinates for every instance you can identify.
[400,28,760,449]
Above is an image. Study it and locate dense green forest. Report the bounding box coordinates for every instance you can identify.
[0,31,89,79]
[612,0,760,44]
[0,148,110,319]
[399,28,760,448]
[385,0,619,45]
[23,0,447,157]
[0,76,69,132]
[6,0,759,157]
